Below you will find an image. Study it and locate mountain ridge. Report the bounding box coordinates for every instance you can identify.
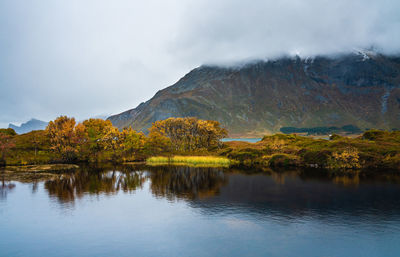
[108,52,400,136]
[9,118,48,134]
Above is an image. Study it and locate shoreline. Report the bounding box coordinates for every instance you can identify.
[2,155,399,174]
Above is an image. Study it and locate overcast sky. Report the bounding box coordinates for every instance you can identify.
[1,0,400,127]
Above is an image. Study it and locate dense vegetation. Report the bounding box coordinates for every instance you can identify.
[0,116,227,166]
[1,117,400,172]
[221,131,400,171]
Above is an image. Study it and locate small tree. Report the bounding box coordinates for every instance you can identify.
[148,117,227,152]
[80,119,117,162]
[144,131,172,155]
[46,116,78,162]
[120,127,146,160]
[103,126,122,161]
[0,128,17,136]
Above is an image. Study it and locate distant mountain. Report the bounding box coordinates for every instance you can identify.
[78,114,112,123]
[108,52,400,137]
[9,119,48,134]
[91,114,111,120]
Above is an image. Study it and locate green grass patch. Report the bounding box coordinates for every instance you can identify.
[146,155,232,167]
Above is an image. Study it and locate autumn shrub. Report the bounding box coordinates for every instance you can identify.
[149,117,227,152]
[46,116,79,162]
[327,147,361,169]
[144,131,172,155]
[0,128,17,136]
[0,132,16,165]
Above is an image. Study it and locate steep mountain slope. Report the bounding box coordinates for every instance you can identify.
[108,52,400,137]
[9,119,48,134]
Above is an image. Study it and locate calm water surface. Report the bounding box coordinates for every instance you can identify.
[222,138,261,143]
[1,165,400,257]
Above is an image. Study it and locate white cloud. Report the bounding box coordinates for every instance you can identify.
[1,0,399,127]
[173,0,400,64]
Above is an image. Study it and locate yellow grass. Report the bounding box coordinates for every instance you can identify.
[146,155,232,167]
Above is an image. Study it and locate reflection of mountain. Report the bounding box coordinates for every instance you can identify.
[189,172,400,221]
[44,167,145,203]
[148,166,227,200]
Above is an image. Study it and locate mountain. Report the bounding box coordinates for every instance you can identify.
[78,114,112,123]
[9,119,48,134]
[108,52,400,137]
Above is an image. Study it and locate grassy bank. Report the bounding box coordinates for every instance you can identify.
[220,130,400,171]
[147,156,232,167]
[3,122,400,173]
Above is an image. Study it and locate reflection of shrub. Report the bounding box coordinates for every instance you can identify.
[328,148,361,169]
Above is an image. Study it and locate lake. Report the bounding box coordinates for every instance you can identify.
[222,138,261,143]
[1,165,400,257]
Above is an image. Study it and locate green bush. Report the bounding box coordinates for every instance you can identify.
[227,148,262,161]
[329,134,342,140]
[302,150,332,168]
[268,154,299,167]
[362,130,386,140]
[0,128,17,136]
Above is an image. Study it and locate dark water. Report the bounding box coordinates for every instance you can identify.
[1,165,400,257]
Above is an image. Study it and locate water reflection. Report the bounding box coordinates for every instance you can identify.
[42,165,227,203]
[44,166,146,203]
[0,178,16,200]
[2,165,400,257]
[148,166,227,200]
[4,164,400,218]
[190,169,400,222]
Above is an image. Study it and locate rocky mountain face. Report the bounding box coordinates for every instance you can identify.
[9,119,48,134]
[108,52,400,137]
